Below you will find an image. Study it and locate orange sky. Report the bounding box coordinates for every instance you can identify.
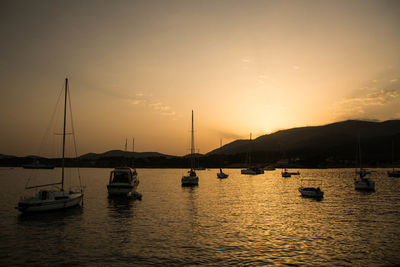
[1,0,399,157]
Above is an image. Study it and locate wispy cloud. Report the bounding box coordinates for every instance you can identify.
[332,88,400,119]
[390,78,398,83]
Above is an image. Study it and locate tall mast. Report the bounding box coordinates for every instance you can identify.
[190,110,195,169]
[392,139,395,172]
[61,78,68,191]
[125,138,127,151]
[132,137,135,152]
[248,133,252,167]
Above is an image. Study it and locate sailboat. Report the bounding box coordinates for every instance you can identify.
[181,110,199,186]
[388,139,400,177]
[241,133,264,175]
[17,78,84,212]
[354,135,375,191]
[217,138,229,179]
[107,138,139,195]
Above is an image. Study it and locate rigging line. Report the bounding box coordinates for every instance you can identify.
[67,84,83,191]
[37,86,64,155]
[26,85,64,188]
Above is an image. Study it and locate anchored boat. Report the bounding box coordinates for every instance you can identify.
[182,110,199,186]
[17,78,84,213]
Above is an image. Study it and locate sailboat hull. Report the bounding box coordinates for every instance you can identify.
[354,178,375,191]
[181,175,199,186]
[17,192,83,213]
[388,171,400,177]
[217,173,228,178]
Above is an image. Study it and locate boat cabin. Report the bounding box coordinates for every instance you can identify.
[109,168,135,184]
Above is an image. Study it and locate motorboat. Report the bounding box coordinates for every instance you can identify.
[107,167,139,195]
[241,167,264,175]
[298,179,324,198]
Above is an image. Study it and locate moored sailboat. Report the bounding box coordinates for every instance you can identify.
[182,110,199,186]
[388,139,400,177]
[217,138,228,179]
[354,135,375,191]
[17,78,84,213]
[241,133,264,175]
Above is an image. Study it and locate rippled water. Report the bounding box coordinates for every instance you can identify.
[1,168,400,266]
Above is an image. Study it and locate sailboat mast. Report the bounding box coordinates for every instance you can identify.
[248,133,252,167]
[61,78,68,191]
[190,110,195,169]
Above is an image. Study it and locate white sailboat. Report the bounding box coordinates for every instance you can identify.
[182,110,199,186]
[354,135,375,191]
[241,133,264,175]
[217,138,228,179]
[17,78,84,213]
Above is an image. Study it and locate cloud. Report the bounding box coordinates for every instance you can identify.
[332,88,400,120]
[131,99,143,105]
[390,78,398,83]
[292,65,300,70]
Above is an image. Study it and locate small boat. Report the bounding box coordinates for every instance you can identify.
[289,171,300,175]
[17,78,84,213]
[107,167,139,195]
[281,168,291,178]
[298,179,324,198]
[217,168,229,179]
[354,169,375,191]
[241,167,264,175]
[354,136,375,191]
[264,166,276,171]
[216,139,228,179]
[241,133,264,175]
[22,160,54,169]
[182,168,199,186]
[388,140,400,177]
[388,170,400,177]
[182,110,199,186]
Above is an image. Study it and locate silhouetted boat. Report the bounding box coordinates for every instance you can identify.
[107,167,139,195]
[217,168,228,179]
[281,168,291,177]
[22,160,54,169]
[241,133,264,175]
[354,136,375,191]
[388,139,400,177]
[298,179,324,198]
[216,139,228,179]
[17,78,84,212]
[182,110,199,186]
[107,139,139,195]
[264,166,276,171]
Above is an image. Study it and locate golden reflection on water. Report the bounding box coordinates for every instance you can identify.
[1,168,400,265]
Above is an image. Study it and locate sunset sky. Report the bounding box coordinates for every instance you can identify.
[1,0,400,157]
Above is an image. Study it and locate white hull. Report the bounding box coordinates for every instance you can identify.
[18,192,83,213]
[182,175,199,186]
[354,178,375,191]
